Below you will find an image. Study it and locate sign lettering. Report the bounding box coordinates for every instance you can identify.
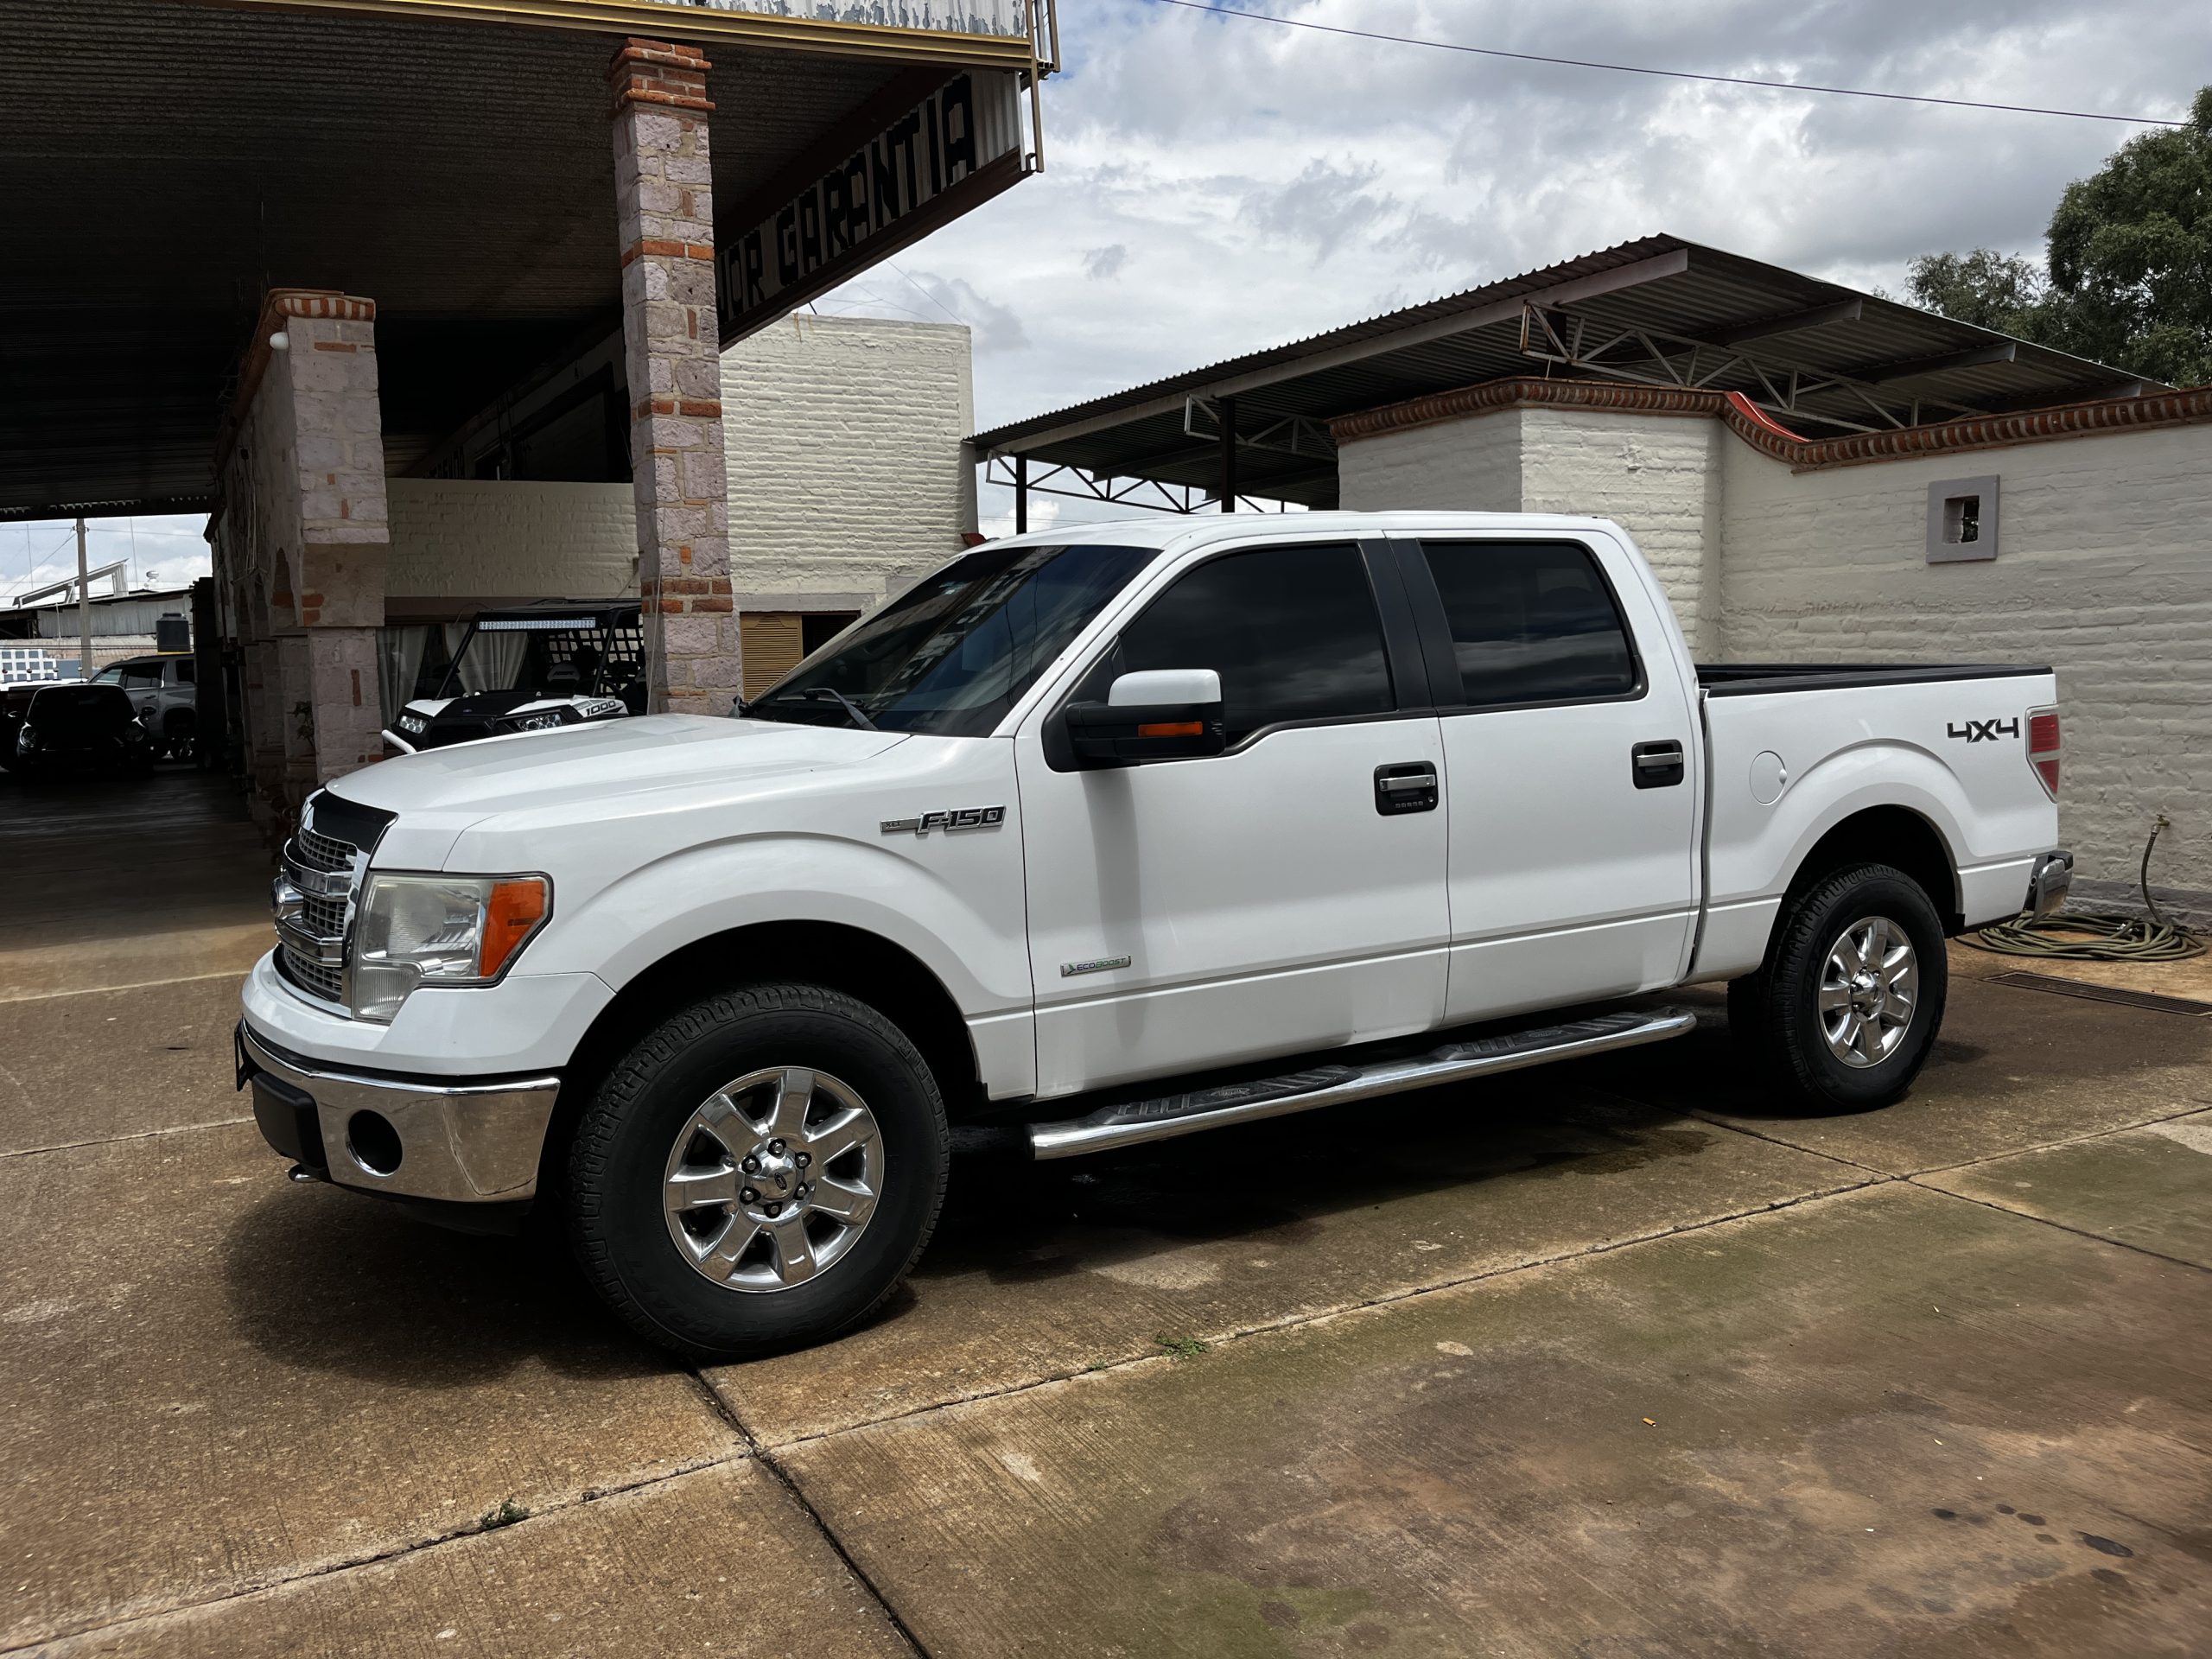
[719,72,1022,341]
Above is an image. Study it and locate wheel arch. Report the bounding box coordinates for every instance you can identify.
[1782,804,1961,934]
[539,920,986,1198]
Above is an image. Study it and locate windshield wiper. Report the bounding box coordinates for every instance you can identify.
[755,685,878,731]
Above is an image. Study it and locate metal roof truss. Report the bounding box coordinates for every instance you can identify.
[982,454,1301,516]
[1518,303,1990,435]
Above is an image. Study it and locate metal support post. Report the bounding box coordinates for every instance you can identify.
[1014,454,1029,534]
[75,517,92,679]
[1218,395,1237,512]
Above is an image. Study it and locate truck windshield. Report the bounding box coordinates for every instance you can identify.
[750,541,1157,736]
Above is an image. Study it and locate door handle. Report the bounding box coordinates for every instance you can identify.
[1375,762,1439,815]
[1631,741,1685,789]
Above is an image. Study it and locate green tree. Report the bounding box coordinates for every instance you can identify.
[1902,249,2049,336]
[1906,86,2212,386]
[2044,86,2212,385]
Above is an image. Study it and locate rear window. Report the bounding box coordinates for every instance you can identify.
[1417,540,1641,708]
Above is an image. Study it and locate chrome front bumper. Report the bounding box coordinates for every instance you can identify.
[237,1022,559,1204]
[2029,849,2074,919]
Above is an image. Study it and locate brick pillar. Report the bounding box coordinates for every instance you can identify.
[608,37,739,715]
[218,289,391,808]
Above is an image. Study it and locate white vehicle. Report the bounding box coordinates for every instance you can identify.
[238,513,2069,1357]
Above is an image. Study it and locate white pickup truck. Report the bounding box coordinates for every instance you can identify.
[238,512,2070,1357]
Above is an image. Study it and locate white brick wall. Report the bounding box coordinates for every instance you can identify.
[1719,425,2212,906]
[722,315,975,607]
[1335,402,2212,909]
[1338,406,1526,514]
[384,479,637,601]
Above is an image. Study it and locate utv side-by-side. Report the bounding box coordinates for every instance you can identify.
[383,601,647,754]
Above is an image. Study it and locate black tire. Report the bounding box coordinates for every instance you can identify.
[567,982,949,1360]
[1732,861,1948,1112]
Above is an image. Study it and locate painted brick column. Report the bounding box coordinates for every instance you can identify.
[609,37,739,715]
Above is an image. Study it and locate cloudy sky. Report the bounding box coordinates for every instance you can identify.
[9,0,2199,584]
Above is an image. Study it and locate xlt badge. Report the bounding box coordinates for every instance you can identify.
[880,805,1006,836]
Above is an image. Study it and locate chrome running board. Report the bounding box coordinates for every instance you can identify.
[1027,1006,1698,1160]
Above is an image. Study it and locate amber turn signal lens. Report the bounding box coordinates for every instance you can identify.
[1136,721,1204,738]
[480,878,550,977]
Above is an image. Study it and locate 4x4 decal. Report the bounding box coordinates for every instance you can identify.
[1947,718,2019,743]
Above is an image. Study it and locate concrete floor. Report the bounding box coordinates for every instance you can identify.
[4,766,2210,1656]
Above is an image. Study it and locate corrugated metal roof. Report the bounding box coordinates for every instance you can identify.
[972,236,2159,507]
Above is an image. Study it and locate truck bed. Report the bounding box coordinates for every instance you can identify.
[1687,660,2061,985]
[1697,662,2051,696]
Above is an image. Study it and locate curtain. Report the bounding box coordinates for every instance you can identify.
[452,624,527,696]
[376,626,429,721]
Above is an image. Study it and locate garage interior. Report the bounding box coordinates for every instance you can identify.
[0,0,1044,828]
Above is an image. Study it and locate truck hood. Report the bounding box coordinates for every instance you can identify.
[327,714,907,819]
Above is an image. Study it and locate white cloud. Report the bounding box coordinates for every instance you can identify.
[818,0,2201,470]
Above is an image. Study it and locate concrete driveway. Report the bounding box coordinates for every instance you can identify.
[5,770,2211,1656]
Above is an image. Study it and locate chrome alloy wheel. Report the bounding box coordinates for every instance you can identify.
[1818,915,1918,1068]
[660,1067,883,1293]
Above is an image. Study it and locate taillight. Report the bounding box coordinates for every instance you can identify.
[2026,707,2060,798]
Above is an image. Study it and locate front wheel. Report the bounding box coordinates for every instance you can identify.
[1732,862,1948,1112]
[567,983,950,1359]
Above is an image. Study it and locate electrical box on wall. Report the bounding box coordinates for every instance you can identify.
[1928,475,1999,563]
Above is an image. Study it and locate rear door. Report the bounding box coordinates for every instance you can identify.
[1014,537,1450,1098]
[1394,532,1700,1023]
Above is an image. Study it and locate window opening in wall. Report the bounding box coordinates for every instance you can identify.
[1943,494,1980,544]
[1926,475,1999,564]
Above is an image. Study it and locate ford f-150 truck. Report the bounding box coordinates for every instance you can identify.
[238,512,2070,1357]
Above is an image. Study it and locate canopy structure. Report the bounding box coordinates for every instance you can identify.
[0,0,1046,519]
[970,235,2158,516]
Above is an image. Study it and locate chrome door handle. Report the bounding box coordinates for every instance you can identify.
[1631,741,1685,789]
[1375,763,1439,815]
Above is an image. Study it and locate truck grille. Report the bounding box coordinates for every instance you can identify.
[272,793,391,1011]
[296,823,356,876]
[281,942,348,1006]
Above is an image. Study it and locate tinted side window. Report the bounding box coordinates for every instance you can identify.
[1088,543,1394,745]
[172,658,195,685]
[1419,541,1639,707]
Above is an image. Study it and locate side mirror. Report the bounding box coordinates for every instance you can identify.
[1065,668,1226,767]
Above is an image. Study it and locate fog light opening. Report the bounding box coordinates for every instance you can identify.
[347,1109,404,1176]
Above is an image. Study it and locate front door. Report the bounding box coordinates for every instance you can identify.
[1396,534,1700,1023]
[1015,539,1450,1099]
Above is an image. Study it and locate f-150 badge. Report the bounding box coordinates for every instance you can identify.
[1946,718,2019,743]
[880,805,1006,836]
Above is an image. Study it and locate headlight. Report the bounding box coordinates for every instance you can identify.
[350,873,550,1022]
[500,711,565,734]
[397,712,429,735]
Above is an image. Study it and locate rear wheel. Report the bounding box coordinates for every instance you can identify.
[567,982,948,1359]
[1732,862,1948,1111]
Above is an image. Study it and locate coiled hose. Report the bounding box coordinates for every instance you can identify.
[1967,817,2205,963]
